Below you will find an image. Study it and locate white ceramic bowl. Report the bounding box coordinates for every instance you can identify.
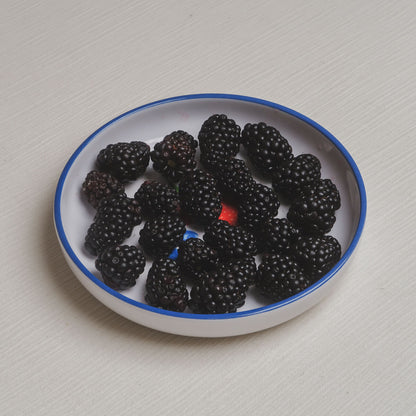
[54,94,366,337]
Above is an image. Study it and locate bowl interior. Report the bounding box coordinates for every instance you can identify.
[57,96,363,313]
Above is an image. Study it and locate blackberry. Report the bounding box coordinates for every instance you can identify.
[151,130,198,182]
[178,169,222,225]
[258,217,300,254]
[218,257,257,290]
[287,192,336,235]
[242,122,293,177]
[293,234,341,280]
[198,114,241,156]
[203,220,257,259]
[96,141,150,182]
[145,258,188,312]
[95,194,142,227]
[272,153,321,199]
[177,238,219,279]
[95,245,145,290]
[199,139,236,173]
[238,183,280,230]
[139,215,186,257]
[298,178,341,211]
[134,180,179,217]
[188,270,247,314]
[81,170,125,208]
[213,158,256,201]
[256,253,311,302]
[85,218,133,256]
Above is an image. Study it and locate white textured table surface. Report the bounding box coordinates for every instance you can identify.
[2,1,415,415]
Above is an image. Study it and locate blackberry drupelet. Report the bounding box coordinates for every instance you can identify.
[293,234,341,280]
[188,270,247,314]
[151,130,198,182]
[145,258,188,312]
[203,220,257,259]
[287,191,336,235]
[256,253,311,302]
[258,217,300,254]
[96,141,150,182]
[198,114,241,155]
[81,170,125,208]
[139,215,186,257]
[95,194,142,227]
[218,256,257,291]
[178,169,222,225]
[177,238,219,279]
[241,122,293,177]
[84,218,133,256]
[298,178,341,211]
[213,158,256,201]
[238,183,280,230]
[95,245,146,291]
[134,180,179,217]
[272,153,321,199]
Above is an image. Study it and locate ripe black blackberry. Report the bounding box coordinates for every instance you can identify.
[95,245,146,291]
[81,170,125,208]
[257,217,300,254]
[199,139,236,173]
[298,178,341,211]
[203,220,257,259]
[177,238,219,279]
[188,270,247,314]
[96,141,150,182]
[139,215,186,257]
[198,114,241,156]
[134,180,179,217]
[145,258,188,312]
[293,234,341,280]
[218,256,257,291]
[213,158,256,201]
[85,218,133,256]
[178,169,222,225]
[272,153,321,199]
[95,194,142,227]
[287,191,336,235]
[241,122,293,177]
[256,253,311,302]
[238,183,280,230]
[151,130,198,182]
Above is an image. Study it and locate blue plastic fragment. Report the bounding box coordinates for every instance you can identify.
[168,230,198,260]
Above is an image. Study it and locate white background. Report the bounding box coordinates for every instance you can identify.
[1,1,415,415]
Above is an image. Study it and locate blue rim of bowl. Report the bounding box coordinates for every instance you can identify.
[54,93,367,321]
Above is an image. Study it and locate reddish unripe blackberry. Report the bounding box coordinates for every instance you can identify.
[81,170,125,208]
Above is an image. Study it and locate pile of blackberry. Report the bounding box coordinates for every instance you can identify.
[81,114,342,313]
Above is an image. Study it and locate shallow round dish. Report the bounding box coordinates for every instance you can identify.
[54,93,366,337]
